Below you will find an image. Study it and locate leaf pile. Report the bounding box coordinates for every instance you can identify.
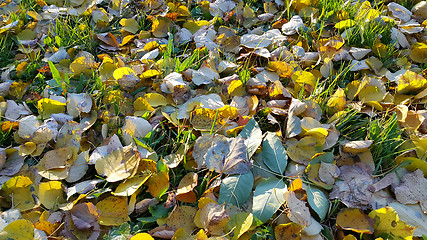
[0,0,427,239]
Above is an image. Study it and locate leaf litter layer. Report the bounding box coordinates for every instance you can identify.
[0,0,426,239]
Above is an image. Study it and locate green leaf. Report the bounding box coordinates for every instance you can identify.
[262,132,287,175]
[218,172,254,207]
[252,177,287,223]
[239,118,262,159]
[252,153,276,179]
[306,185,329,221]
[226,212,253,240]
[48,61,62,87]
[149,204,169,219]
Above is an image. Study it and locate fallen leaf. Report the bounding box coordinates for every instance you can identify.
[198,202,230,236]
[96,195,130,226]
[205,136,251,175]
[95,145,141,182]
[38,181,66,210]
[336,208,375,234]
[275,222,303,240]
[368,207,415,240]
[0,219,34,239]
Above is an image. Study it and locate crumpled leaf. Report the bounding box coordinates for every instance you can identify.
[329,163,375,210]
[198,202,230,236]
[176,172,198,203]
[284,190,312,226]
[394,169,427,209]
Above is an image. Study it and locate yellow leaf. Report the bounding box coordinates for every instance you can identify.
[134,97,155,112]
[120,18,139,34]
[397,70,427,94]
[395,157,427,177]
[113,67,135,80]
[166,206,198,234]
[368,207,415,240]
[146,171,169,198]
[268,80,284,99]
[95,145,141,182]
[70,52,97,74]
[335,19,355,30]
[267,61,293,78]
[0,219,34,240]
[327,88,346,114]
[151,16,172,38]
[37,98,66,119]
[176,172,198,195]
[291,71,316,94]
[410,135,427,160]
[131,233,154,240]
[218,105,238,119]
[145,93,167,107]
[34,220,58,236]
[409,42,427,63]
[1,176,37,211]
[275,222,303,240]
[287,136,323,165]
[226,212,253,240]
[141,69,161,79]
[113,174,151,196]
[228,80,245,97]
[96,195,130,226]
[38,181,66,210]
[191,108,224,132]
[144,41,159,51]
[183,20,209,34]
[36,147,76,170]
[336,208,375,234]
[305,127,329,144]
[18,142,36,156]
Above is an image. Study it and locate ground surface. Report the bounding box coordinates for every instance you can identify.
[0,0,427,239]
